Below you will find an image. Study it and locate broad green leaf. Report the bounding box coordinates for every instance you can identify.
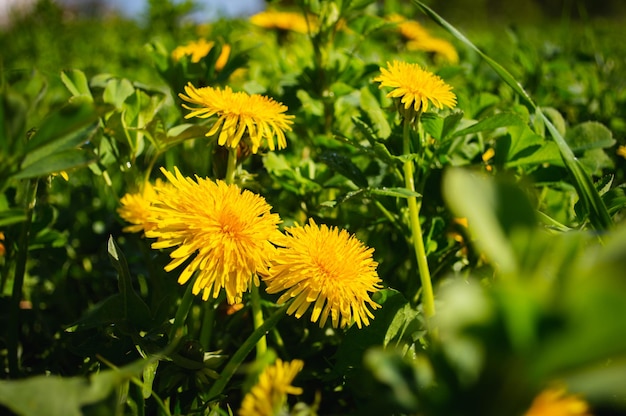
[25,97,98,152]
[319,150,368,188]
[0,208,27,227]
[21,123,98,168]
[0,356,155,416]
[370,187,421,199]
[441,110,464,140]
[443,169,536,274]
[565,121,615,152]
[413,0,612,230]
[348,14,392,36]
[103,78,135,109]
[452,112,525,138]
[540,107,566,137]
[14,149,97,180]
[506,141,564,168]
[504,124,544,161]
[61,69,93,99]
[421,113,443,140]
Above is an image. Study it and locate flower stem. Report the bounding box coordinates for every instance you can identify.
[250,282,267,357]
[168,279,196,343]
[8,178,38,377]
[224,147,238,185]
[402,119,435,319]
[208,303,288,399]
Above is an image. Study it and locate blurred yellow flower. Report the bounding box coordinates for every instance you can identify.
[264,219,382,328]
[145,167,282,304]
[118,180,162,234]
[0,232,5,257]
[179,83,294,153]
[617,145,626,159]
[250,10,315,34]
[388,14,459,64]
[525,387,592,416]
[239,359,304,416]
[171,39,213,63]
[374,60,456,121]
[171,39,231,69]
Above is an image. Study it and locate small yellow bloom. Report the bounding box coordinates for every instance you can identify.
[264,219,382,328]
[617,145,626,159]
[239,359,304,416]
[388,14,459,64]
[250,10,316,34]
[145,167,282,304]
[374,60,456,121]
[171,39,214,63]
[117,180,162,234]
[525,387,593,416]
[214,44,231,71]
[179,83,294,153]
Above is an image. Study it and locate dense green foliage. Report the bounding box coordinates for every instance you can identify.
[1,0,625,415]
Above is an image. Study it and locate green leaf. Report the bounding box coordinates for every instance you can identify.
[107,236,153,330]
[25,97,99,152]
[61,69,93,99]
[369,187,421,199]
[0,208,27,227]
[506,141,564,168]
[318,150,368,188]
[21,123,98,168]
[452,112,525,138]
[0,356,156,416]
[103,78,135,109]
[360,86,391,139]
[14,149,97,180]
[565,121,615,152]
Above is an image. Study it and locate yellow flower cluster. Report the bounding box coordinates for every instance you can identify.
[388,14,459,64]
[118,170,382,328]
[525,387,593,416]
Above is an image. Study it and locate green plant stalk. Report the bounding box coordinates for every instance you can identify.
[250,283,267,357]
[223,146,268,357]
[207,303,289,399]
[402,119,435,318]
[168,279,196,342]
[413,0,612,231]
[8,178,38,377]
[199,299,215,351]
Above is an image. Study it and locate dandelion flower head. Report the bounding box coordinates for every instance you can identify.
[264,219,382,329]
[387,15,459,64]
[179,83,294,154]
[250,10,315,34]
[525,387,593,416]
[239,359,304,416]
[374,60,456,121]
[118,180,163,234]
[145,167,282,304]
[171,39,214,63]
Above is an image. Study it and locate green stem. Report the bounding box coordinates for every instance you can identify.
[224,147,237,185]
[402,119,435,319]
[8,178,38,377]
[250,283,267,357]
[168,279,196,343]
[207,303,289,399]
[199,299,215,351]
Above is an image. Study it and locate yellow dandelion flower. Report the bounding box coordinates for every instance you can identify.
[215,44,231,71]
[0,232,5,257]
[171,39,214,63]
[617,145,626,159]
[239,359,304,416]
[397,19,431,42]
[525,387,593,416]
[374,60,456,121]
[118,180,162,234]
[250,10,316,34]
[145,167,282,304]
[179,83,294,153]
[264,219,382,329]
